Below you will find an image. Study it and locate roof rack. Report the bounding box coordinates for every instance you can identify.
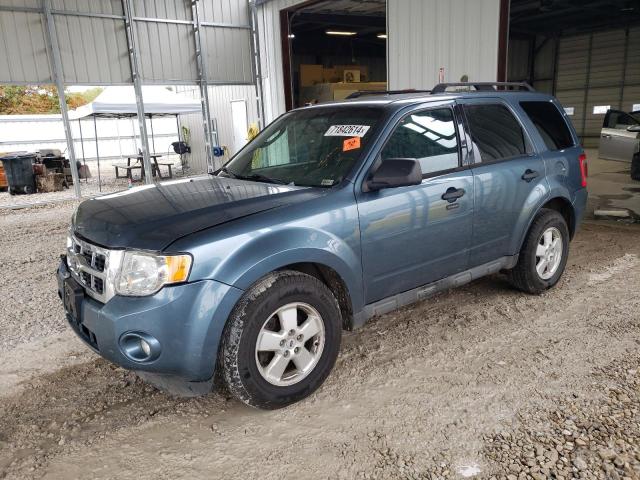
[431,82,535,94]
[346,89,431,99]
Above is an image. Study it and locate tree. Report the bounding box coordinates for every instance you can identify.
[0,85,103,115]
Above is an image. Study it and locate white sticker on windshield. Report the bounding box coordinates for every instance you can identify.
[321,179,335,186]
[324,125,371,137]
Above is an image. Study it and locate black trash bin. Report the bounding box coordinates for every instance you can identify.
[0,153,36,195]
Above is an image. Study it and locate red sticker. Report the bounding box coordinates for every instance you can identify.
[343,137,361,152]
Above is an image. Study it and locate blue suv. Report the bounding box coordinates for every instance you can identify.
[58,83,588,409]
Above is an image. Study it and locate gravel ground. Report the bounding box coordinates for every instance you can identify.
[0,203,639,480]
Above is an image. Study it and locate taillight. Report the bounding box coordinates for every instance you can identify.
[579,152,588,187]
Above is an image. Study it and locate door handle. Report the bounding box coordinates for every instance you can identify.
[441,187,465,203]
[521,169,540,183]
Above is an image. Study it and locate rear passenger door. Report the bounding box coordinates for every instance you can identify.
[459,99,547,267]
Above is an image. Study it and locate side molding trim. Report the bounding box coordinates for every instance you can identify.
[351,255,519,329]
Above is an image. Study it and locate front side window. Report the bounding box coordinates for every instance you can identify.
[520,101,575,151]
[605,110,640,130]
[220,107,383,187]
[381,108,459,176]
[465,103,528,162]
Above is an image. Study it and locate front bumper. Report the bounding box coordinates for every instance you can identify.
[57,257,243,382]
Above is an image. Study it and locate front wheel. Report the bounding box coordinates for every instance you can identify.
[219,271,342,409]
[508,209,570,294]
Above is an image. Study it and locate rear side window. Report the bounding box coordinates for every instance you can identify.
[464,104,528,162]
[520,101,575,151]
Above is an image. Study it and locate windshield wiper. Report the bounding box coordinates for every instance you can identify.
[217,166,287,185]
[236,173,288,185]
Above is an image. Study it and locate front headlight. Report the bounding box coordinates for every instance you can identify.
[115,251,192,297]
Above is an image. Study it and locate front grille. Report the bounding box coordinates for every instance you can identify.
[67,235,117,303]
[94,277,104,294]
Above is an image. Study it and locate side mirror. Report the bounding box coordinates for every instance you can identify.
[627,125,640,133]
[366,158,423,191]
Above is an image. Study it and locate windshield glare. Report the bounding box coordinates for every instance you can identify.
[219,107,383,187]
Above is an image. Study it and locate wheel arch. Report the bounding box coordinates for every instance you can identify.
[276,262,354,330]
[208,227,364,330]
[517,195,576,254]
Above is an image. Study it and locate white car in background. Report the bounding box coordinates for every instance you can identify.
[600,109,640,162]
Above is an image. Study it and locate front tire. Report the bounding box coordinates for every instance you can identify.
[508,208,569,294]
[220,271,342,409]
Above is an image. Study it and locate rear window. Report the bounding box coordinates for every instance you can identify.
[464,104,528,162]
[520,101,575,151]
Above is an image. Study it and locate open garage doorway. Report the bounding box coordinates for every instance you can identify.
[508,0,640,222]
[280,0,387,111]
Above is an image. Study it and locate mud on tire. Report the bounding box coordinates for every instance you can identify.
[219,270,342,409]
[508,208,570,295]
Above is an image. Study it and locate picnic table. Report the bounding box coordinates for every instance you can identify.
[114,154,174,181]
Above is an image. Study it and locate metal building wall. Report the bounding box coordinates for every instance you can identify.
[0,0,255,86]
[255,0,301,123]
[508,27,640,147]
[0,2,51,84]
[387,0,501,89]
[176,84,259,172]
[555,27,640,148]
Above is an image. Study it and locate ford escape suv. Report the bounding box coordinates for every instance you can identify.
[58,82,588,409]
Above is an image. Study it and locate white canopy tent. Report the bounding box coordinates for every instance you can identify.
[69,86,201,188]
[69,86,201,119]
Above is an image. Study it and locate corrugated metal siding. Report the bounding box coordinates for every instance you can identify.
[256,0,301,122]
[508,38,530,82]
[208,84,259,156]
[53,14,131,84]
[555,28,639,147]
[203,27,254,84]
[51,0,123,15]
[200,0,250,25]
[175,84,258,172]
[0,10,51,84]
[0,0,254,87]
[135,21,197,83]
[133,0,190,21]
[388,0,500,89]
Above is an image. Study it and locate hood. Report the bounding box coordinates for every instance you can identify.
[73,176,325,250]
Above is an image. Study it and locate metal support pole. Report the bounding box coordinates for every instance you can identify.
[619,28,629,110]
[249,1,266,129]
[580,34,593,141]
[149,116,156,153]
[43,0,81,198]
[192,0,217,172]
[93,116,102,192]
[78,119,86,182]
[122,0,153,184]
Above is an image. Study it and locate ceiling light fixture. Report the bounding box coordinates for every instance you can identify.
[377,33,387,39]
[326,30,357,36]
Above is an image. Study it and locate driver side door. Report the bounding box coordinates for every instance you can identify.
[356,105,474,304]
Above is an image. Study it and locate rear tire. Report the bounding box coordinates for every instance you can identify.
[508,208,569,294]
[219,270,342,409]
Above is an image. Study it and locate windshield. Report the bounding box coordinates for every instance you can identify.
[218,106,384,187]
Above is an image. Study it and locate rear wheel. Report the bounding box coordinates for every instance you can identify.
[508,209,569,294]
[220,271,342,409]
